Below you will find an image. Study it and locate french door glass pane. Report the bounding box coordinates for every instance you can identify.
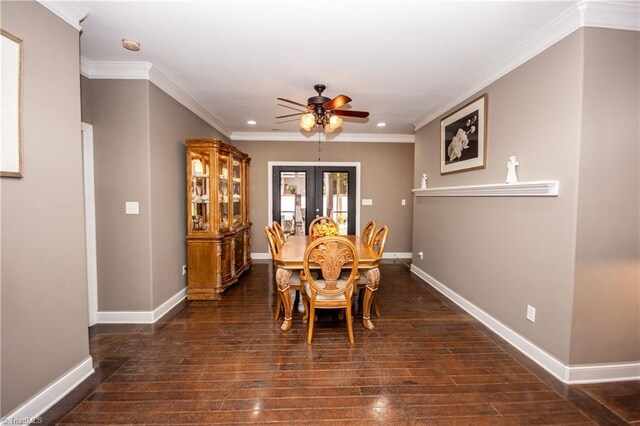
[322,172,348,235]
[279,172,306,236]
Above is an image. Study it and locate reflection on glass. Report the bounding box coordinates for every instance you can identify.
[279,171,306,235]
[190,153,211,231]
[232,160,242,226]
[323,172,348,235]
[218,156,229,228]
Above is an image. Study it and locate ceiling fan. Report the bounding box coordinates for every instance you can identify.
[277,84,370,132]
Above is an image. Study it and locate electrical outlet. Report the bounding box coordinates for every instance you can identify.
[418,251,424,260]
[527,305,536,323]
[401,199,406,206]
[182,265,187,276]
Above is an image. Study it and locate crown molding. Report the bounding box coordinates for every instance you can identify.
[230,132,415,143]
[37,1,88,31]
[413,0,640,130]
[148,66,232,138]
[579,0,640,31]
[80,58,232,138]
[80,58,152,79]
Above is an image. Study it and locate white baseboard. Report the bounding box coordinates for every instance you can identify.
[565,362,640,384]
[96,287,187,324]
[253,252,412,260]
[1,357,94,425]
[410,264,640,385]
[251,252,271,260]
[382,252,412,259]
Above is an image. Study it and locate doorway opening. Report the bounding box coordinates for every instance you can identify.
[268,162,360,236]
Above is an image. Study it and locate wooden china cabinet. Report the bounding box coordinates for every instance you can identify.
[186,139,251,300]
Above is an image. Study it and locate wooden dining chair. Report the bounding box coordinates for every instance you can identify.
[265,225,305,321]
[265,226,284,319]
[272,221,286,246]
[369,225,389,317]
[353,225,389,318]
[308,216,338,235]
[370,225,389,258]
[361,220,376,247]
[303,236,359,344]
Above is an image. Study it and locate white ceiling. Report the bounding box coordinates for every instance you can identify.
[76,1,580,137]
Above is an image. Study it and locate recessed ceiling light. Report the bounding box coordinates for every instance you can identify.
[247,120,257,125]
[377,122,386,127]
[122,38,141,51]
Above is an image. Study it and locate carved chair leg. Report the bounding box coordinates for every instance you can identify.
[302,295,310,324]
[307,303,316,344]
[346,301,354,344]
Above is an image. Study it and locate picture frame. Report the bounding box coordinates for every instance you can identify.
[1,29,24,178]
[440,94,487,175]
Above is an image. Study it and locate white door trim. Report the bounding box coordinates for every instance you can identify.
[267,161,361,234]
[81,122,98,326]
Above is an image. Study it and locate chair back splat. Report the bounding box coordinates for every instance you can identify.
[272,221,286,245]
[308,216,338,235]
[371,225,389,258]
[302,236,359,344]
[362,220,376,246]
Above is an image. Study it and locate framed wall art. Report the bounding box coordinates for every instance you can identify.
[1,29,24,178]
[441,94,487,175]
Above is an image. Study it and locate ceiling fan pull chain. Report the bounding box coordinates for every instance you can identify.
[318,132,321,161]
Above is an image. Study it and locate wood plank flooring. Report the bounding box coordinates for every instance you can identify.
[41,261,636,424]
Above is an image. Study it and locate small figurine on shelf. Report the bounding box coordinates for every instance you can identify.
[506,156,519,184]
[421,174,428,189]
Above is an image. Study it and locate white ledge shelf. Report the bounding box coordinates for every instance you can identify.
[412,180,559,197]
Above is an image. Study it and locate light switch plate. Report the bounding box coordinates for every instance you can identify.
[125,201,139,215]
[362,199,373,206]
[527,305,536,323]
[401,199,406,206]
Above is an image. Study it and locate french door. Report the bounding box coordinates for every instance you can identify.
[272,166,356,236]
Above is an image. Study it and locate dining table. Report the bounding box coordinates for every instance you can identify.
[273,235,382,332]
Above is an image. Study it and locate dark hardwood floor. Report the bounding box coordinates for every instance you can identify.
[41,261,637,424]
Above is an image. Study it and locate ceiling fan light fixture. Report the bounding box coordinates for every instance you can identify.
[328,114,343,130]
[300,113,316,131]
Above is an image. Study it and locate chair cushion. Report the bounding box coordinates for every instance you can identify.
[304,280,349,302]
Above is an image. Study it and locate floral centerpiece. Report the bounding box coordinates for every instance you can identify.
[311,220,339,240]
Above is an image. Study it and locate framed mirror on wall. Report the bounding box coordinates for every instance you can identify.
[1,29,23,178]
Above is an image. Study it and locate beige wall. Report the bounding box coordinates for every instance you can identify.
[1,2,90,415]
[148,83,221,307]
[412,30,585,363]
[413,27,640,366]
[232,140,414,254]
[81,77,220,311]
[570,29,640,364]
[81,78,153,311]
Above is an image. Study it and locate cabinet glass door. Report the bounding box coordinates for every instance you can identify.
[218,155,229,229]
[190,151,211,231]
[232,159,242,227]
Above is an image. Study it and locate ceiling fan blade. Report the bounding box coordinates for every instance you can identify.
[277,103,308,113]
[277,97,309,109]
[276,112,304,119]
[333,110,370,118]
[323,94,352,110]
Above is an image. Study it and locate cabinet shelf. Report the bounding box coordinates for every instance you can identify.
[412,180,559,197]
